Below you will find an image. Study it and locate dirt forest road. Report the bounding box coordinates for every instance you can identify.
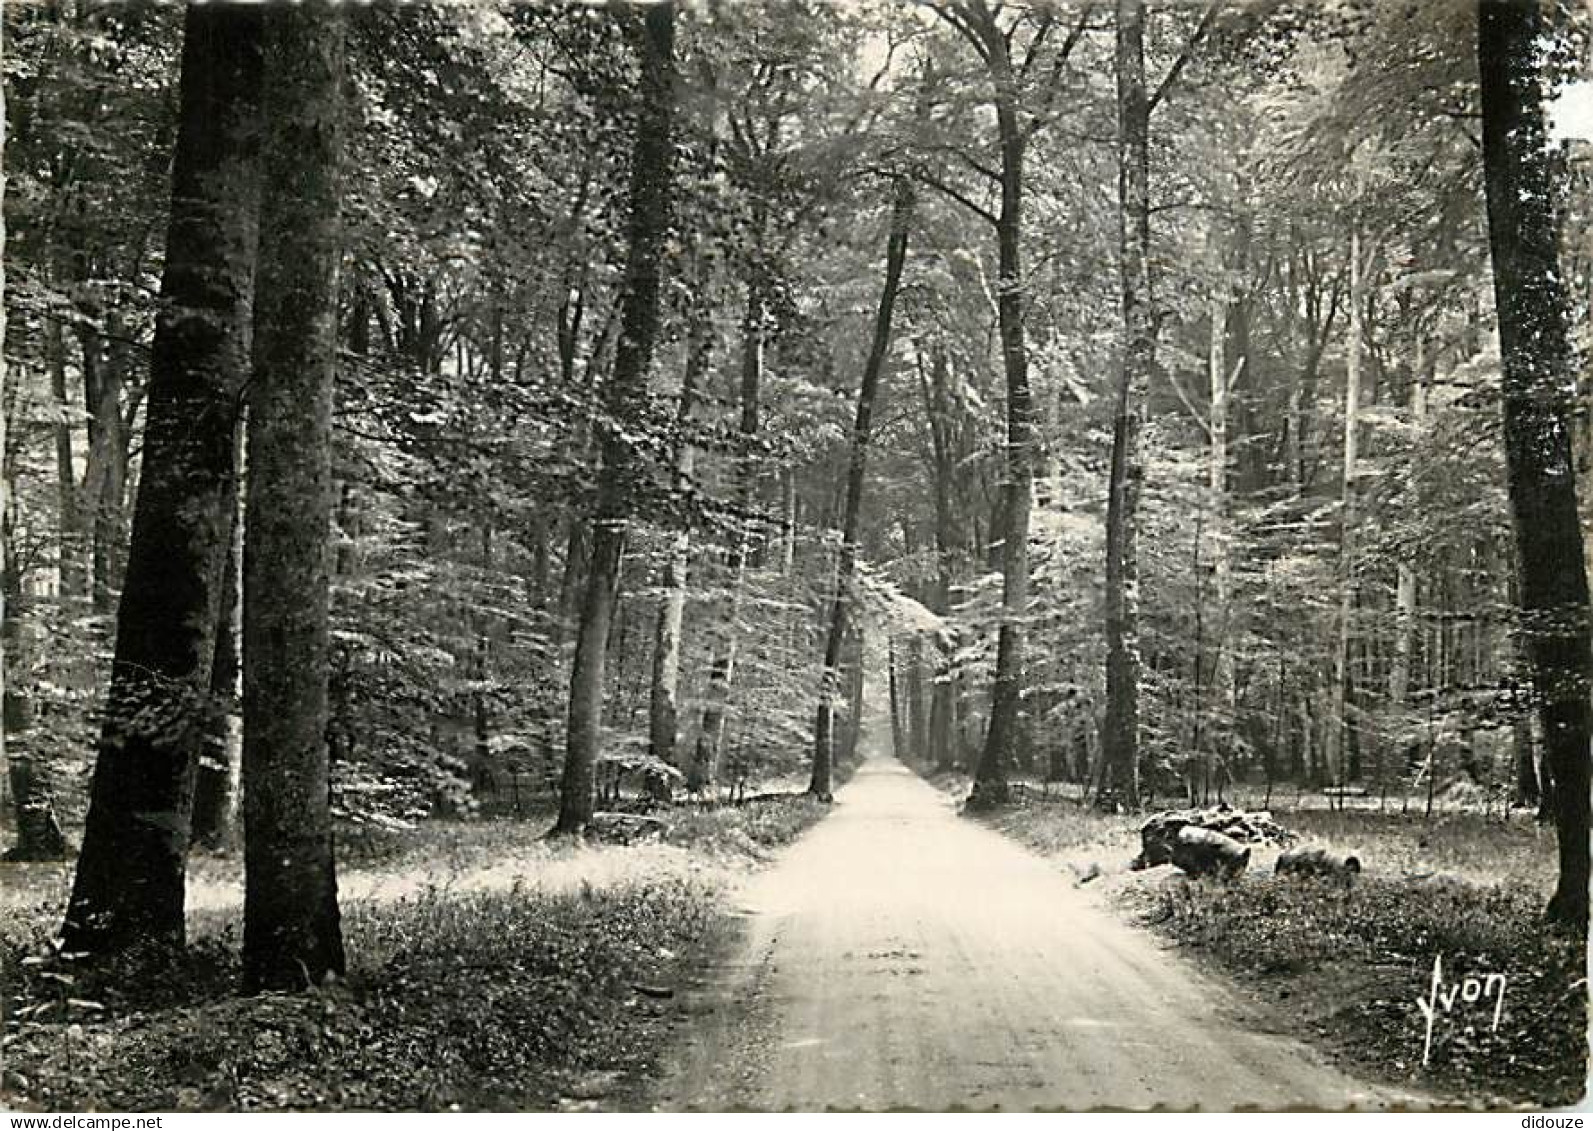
[651,755,1412,1112]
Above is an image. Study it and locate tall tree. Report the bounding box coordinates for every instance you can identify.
[1476,0,1591,930]
[554,0,677,835]
[1327,227,1365,796]
[918,340,964,775]
[930,0,1045,808]
[242,1,348,989]
[648,260,714,775]
[1101,0,1152,809]
[689,256,765,792]
[62,4,264,953]
[1,20,9,855]
[812,175,914,798]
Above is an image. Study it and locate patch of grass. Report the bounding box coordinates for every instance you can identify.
[1280,809,1554,890]
[923,768,1142,872]
[1129,874,1586,1107]
[663,793,833,859]
[976,798,1139,861]
[0,793,837,1112]
[3,877,720,1110]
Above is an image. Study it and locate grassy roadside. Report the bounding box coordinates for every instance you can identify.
[923,768,1586,1108]
[0,792,837,1112]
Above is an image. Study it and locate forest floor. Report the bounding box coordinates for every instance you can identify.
[0,788,838,1111]
[921,768,1587,1109]
[647,754,1415,1112]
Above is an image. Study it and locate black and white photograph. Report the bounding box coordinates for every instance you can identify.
[0,0,1589,1115]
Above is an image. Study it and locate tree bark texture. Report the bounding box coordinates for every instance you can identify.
[1477,0,1592,930]
[556,0,676,834]
[1102,0,1152,810]
[63,5,264,953]
[242,2,348,989]
[967,4,1035,809]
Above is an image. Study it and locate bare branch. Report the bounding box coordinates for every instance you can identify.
[922,0,991,62]
[1164,368,1213,439]
[1022,4,1098,141]
[912,169,1000,228]
[1017,8,1055,83]
[1147,4,1219,116]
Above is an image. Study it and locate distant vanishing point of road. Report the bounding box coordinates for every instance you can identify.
[650,755,1414,1112]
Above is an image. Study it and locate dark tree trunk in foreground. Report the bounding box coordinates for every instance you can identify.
[1477,0,1592,931]
[63,5,264,953]
[963,3,1036,810]
[192,475,242,849]
[555,1,676,834]
[242,3,348,990]
[812,176,913,799]
[1102,0,1152,810]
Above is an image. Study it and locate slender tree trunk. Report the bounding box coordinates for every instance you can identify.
[1102,0,1153,810]
[691,260,766,792]
[907,637,929,764]
[63,6,265,954]
[1330,229,1364,795]
[555,1,676,834]
[1392,343,1426,707]
[888,639,906,760]
[3,548,67,861]
[49,319,83,599]
[1477,0,1592,929]
[812,176,913,799]
[242,3,348,990]
[841,633,865,766]
[921,344,961,774]
[191,470,242,849]
[1208,272,1238,749]
[85,326,128,614]
[648,266,713,773]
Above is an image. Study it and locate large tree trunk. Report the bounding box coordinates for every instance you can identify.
[1102,0,1152,810]
[242,3,348,990]
[812,176,913,799]
[1477,0,1592,930]
[62,5,265,955]
[648,267,714,774]
[554,1,676,835]
[967,8,1035,809]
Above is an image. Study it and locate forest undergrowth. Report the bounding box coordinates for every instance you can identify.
[0,791,837,1112]
[926,768,1585,1108]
